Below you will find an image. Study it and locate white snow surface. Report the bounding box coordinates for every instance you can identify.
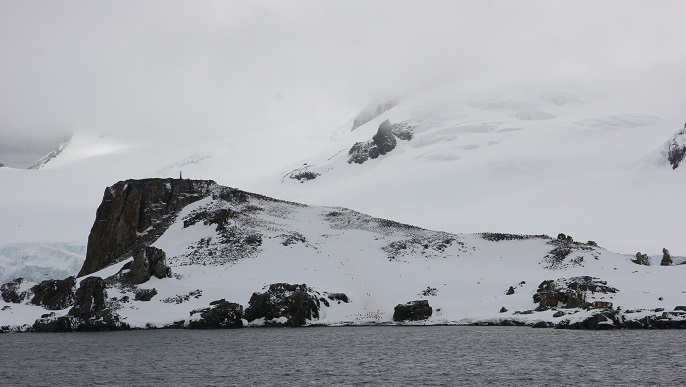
[2,187,685,328]
[1,85,685,326]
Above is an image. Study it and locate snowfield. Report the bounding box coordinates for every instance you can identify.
[1,181,685,330]
[1,85,685,329]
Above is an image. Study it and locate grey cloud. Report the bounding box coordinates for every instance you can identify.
[1,0,685,146]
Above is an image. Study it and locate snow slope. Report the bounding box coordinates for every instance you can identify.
[2,183,684,329]
[0,85,684,283]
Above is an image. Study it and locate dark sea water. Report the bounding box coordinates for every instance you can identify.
[1,326,685,386]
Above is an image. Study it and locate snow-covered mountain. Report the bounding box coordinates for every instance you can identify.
[2,178,684,331]
[0,85,685,318]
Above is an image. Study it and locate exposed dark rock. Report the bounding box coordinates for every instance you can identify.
[666,128,686,169]
[79,178,215,277]
[420,287,438,297]
[348,141,373,164]
[372,119,397,156]
[480,233,549,242]
[675,306,686,311]
[541,238,595,270]
[393,300,433,322]
[347,120,414,164]
[130,249,151,284]
[134,288,158,301]
[32,316,78,332]
[244,283,321,326]
[30,276,76,310]
[0,163,4,167]
[326,293,350,304]
[556,310,620,330]
[69,277,109,320]
[187,299,244,329]
[288,170,320,183]
[531,321,554,328]
[661,248,673,266]
[533,276,618,310]
[633,252,650,266]
[506,286,515,295]
[552,310,565,318]
[1,278,30,303]
[33,276,129,332]
[499,307,508,313]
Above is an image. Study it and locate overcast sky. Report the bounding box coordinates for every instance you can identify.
[1,0,685,167]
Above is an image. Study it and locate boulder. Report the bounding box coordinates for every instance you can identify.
[371,119,397,156]
[327,293,350,304]
[1,278,30,303]
[393,300,433,322]
[134,288,158,301]
[79,178,215,277]
[666,128,686,169]
[661,248,673,266]
[69,276,109,320]
[187,299,244,329]
[533,277,618,310]
[33,276,129,332]
[556,310,620,330]
[244,283,321,326]
[30,276,76,310]
[118,246,171,285]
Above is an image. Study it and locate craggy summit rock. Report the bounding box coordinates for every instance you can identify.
[79,178,215,276]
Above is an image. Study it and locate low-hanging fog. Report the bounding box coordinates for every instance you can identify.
[1,0,685,167]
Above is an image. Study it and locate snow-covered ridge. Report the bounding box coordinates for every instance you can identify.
[28,135,72,170]
[2,180,685,331]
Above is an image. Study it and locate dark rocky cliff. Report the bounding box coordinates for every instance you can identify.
[78,178,216,277]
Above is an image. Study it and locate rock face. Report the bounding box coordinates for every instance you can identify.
[244,283,321,326]
[556,310,621,330]
[79,178,215,277]
[33,276,129,332]
[666,128,686,169]
[661,248,673,266]
[1,278,30,303]
[348,120,414,164]
[30,276,76,310]
[187,299,244,329]
[134,288,158,301]
[533,276,618,310]
[393,300,433,321]
[120,246,172,285]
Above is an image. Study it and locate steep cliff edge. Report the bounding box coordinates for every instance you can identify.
[78,178,215,277]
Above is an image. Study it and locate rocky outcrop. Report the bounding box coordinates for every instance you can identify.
[556,310,621,330]
[665,127,686,169]
[30,276,76,310]
[244,283,321,326]
[79,178,215,277]
[119,246,172,285]
[533,276,618,310]
[187,299,244,329]
[134,288,157,301]
[393,300,433,321]
[348,120,414,164]
[1,278,30,303]
[33,276,129,332]
[661,248,673,266]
